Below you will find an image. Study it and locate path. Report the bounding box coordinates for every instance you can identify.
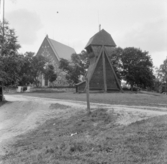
[0,94,167,156]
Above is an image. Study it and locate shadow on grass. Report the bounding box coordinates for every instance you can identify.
[0,101,10,107]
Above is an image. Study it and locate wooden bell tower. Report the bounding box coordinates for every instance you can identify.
[76,29,122,92]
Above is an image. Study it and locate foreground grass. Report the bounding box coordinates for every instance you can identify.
[2,108,167,164]
[0,101,7,107]
[16,91,167,107]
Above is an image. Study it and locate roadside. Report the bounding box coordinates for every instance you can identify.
[0,94,167,163]
[12,91,167,107]
[1,95,167,151]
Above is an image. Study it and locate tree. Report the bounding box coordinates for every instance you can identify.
[19,52,49,86]
[59,57,84,85]
[71,50,89,74]
[158,58,167,83]
[0,21,21,56]
[121,47,155,89]
[157,58,167,92]
[44,64,57,84]
[0,54,24,86]
[0,20,22,86]
[17,52,35,86]
[108,47,123,80]
[59,51,89,85]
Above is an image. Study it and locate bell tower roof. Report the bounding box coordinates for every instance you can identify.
[85,29,116,49]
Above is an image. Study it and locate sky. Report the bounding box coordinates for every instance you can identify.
[2,0,167,67]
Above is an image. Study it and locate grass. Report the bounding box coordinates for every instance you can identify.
[1,108,167,164]
[10,91,167,107]
[0,101,7,107]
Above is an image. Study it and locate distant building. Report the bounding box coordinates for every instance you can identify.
[36,35,76,87]
[76,29,122,92]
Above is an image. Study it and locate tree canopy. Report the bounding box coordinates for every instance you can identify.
[0,21,21,56]
[121,47,155,89]
[44,64,57,84]
[59,51,89,85]
[158,58,167,83]
[18,52,49,86]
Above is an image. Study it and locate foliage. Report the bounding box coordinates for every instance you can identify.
[154,58,167,92]
[0,20,22,86]
[59,58,70,73]
[59,58,82,85]
[0,51,49,86]
[18,52,49,86]
[0,21,21,56]
[44,64,57,83]
[59,51,89,85]
[158,58,167,83]
[71,50,89,75]
[0,54,24,86]
[121,47,155,89]
[108,47,123,80]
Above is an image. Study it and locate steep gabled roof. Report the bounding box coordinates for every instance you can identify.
[48,37,76,60]
[36,35,76,60]
[85,29,116,49]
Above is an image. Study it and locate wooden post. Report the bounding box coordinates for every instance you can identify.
[0,81,3,101]
[86,77,91,114]
[102,48,107,92]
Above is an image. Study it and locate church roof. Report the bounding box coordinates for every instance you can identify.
[48,37,76,60]
[36,35,75,60]
[85,29,116,49]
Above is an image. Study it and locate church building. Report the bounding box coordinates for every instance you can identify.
[36,35,76,86]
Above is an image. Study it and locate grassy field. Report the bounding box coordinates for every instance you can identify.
[1,107,167,164]
[14,91,167,107]
[1,91,167,163]
[0,101,6,107]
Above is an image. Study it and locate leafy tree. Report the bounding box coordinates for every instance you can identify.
[17,52,35,86]
[156,58,167,92]
[158,58,167,83]
[59,57,83,85]
[71,50,89,74]
[59,51,89,85]
[0,54,24,86]
[0,56,7,83]
[108,47,123,80]
[0,21,20,56]
[44,64,57,84]
[121,47,155,89]
[0,20,22,86]
[18,52,49,86]
[59,58,70,72]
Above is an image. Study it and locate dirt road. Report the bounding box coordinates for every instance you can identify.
[0,94,167,156]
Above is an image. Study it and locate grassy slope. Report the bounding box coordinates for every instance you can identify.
[18,91,167,107]
[2,108,167,164]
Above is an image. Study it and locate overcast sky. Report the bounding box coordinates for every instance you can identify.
[3,0,167,67]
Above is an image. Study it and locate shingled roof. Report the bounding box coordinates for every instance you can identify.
[85,29,116,49]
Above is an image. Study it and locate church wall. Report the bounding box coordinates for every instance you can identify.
[37,38,69,87]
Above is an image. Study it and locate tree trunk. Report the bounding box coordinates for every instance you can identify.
[131,84,133,91]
